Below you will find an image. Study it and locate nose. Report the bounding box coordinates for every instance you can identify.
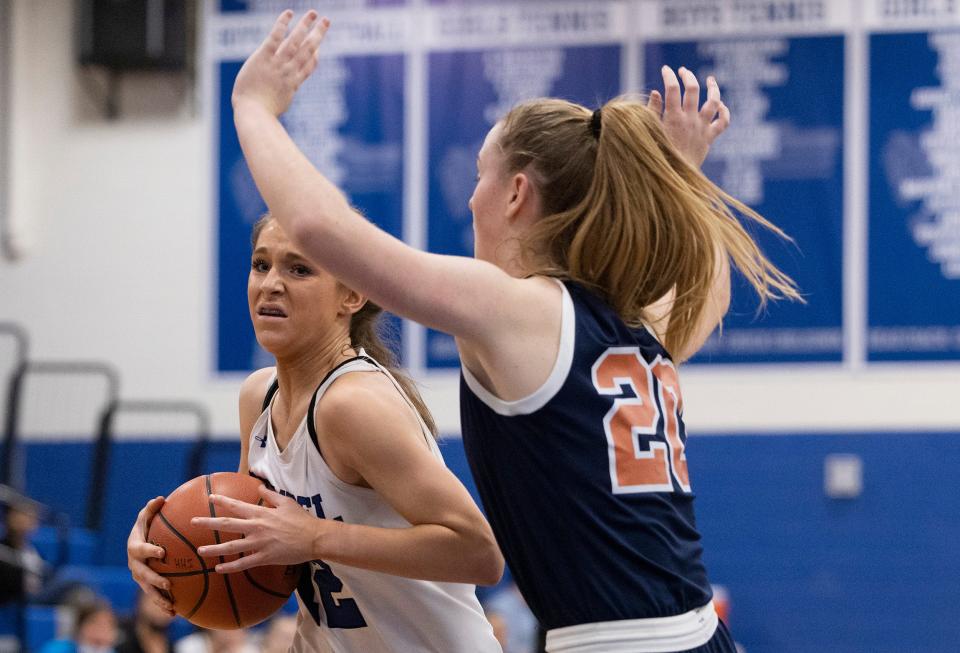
[261,266,283,294]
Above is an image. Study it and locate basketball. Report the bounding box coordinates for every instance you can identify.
[146,472,302,629]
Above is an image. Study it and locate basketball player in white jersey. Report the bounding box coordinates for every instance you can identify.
[128,215,504,652]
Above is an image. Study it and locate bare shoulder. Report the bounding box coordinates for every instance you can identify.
[314,370,421,448]
[239,367,277,411]
[460,275,565,401]
[515,274,563,310]
[462,274,561,351]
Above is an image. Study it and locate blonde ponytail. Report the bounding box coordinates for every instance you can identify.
[499,97,800,356]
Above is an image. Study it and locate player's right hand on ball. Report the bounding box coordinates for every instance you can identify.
[127,496,175,616]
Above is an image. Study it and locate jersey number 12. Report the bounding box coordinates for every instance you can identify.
[592,347,691,494]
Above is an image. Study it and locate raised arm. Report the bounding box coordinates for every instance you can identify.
[644,65,733,360]
[647,65,730,167]
[231,11,541,348]
[644,243,731,363]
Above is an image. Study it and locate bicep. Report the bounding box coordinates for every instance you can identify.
[322,389,484,529]
[363,445,482,530]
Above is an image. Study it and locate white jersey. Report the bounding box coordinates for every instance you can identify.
[246,354,501,653]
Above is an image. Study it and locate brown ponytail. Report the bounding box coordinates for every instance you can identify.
[498,97,801,357]
[349,302,439,438]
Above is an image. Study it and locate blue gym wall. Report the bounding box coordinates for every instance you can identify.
[10,431,960,653]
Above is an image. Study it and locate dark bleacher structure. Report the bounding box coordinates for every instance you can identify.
[0,321,219,652]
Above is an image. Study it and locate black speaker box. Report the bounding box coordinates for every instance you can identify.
[78,0,188,71]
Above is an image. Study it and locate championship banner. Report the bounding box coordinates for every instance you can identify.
[639,1,846,364]
[208,0,960,373]
[213,1,408,373]
[867,25,960,361]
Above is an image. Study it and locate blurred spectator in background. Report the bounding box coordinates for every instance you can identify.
[482,581,537,653]
[0,495,45,605]
[173,628,257,653]
[259,614,297,653]
[38,595,117,653]
[115,591,173,653]
[711,585,747,653]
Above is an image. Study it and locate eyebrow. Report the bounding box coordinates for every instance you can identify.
[252,247,310,263]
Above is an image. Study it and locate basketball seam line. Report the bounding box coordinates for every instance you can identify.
[156,510,210,619]
[239,495,292,599]
[207,474,242,628]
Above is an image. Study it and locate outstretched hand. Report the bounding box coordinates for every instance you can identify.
[192,485,332,573]
[647,65,730,166]
[232,10,330,117]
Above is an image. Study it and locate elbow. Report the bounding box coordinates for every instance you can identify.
[469,526,505,586]
[277,210,314,247]
[477,546,505,587]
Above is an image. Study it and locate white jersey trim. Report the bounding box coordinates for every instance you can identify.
[545,601,718,653]
[461,279,575,417]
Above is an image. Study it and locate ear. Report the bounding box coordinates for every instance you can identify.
[505,171,539,222]
[337,285,367,318]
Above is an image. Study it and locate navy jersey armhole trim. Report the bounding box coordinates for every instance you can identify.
[306,356,366,456]
[260,378,280,413]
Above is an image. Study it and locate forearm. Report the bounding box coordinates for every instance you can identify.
[232,99,521,343]
[234,100,356,247]
[319,520,502,586]
[677,243,730,362]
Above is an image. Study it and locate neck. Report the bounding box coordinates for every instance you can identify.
[273,332,355,406]
[490,235,537,278]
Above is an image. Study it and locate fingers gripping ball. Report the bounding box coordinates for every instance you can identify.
[146,472,301,629]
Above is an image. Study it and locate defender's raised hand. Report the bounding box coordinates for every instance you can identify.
[648,65,730,166]
[232,10,331,117]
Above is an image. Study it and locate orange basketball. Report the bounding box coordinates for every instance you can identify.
[146,472,302,629]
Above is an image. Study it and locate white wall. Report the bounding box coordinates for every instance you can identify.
[1,1,957,441]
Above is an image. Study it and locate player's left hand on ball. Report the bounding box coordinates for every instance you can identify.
[192,485,330,573]
[648,65,729,167]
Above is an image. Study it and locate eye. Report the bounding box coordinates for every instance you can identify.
[251,257,269,273]
[291,264,312,277]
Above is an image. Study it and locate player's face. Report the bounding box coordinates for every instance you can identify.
[469,123,513,265]
[248,221,349,357]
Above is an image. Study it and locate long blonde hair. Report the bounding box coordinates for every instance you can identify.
[498,97,801,356]
[252,215,438,437]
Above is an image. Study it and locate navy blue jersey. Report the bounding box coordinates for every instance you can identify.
[460,280,712,630]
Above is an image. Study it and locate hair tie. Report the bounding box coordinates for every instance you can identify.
[590,108,602,139]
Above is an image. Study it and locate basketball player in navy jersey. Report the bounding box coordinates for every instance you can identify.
[194,11,799,652]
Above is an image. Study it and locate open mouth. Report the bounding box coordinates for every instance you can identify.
[257,306,287,318]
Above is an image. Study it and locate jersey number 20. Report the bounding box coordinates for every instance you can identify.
[592,347,690,494]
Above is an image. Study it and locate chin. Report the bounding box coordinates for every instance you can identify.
[253,332,287,357]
